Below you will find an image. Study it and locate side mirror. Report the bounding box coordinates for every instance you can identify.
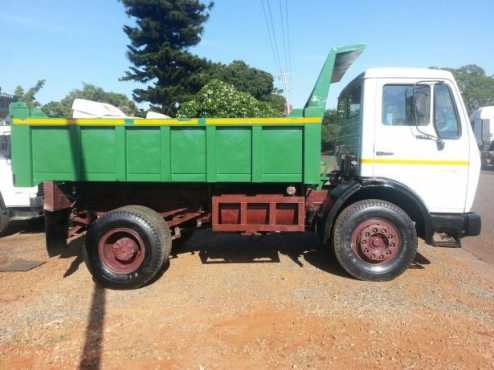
[436,139,445,151]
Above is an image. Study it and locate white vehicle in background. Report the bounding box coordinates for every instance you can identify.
[0,123,42,234]
[471,106,494,169]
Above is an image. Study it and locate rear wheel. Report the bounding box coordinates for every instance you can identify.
[85,205,171,289]
[332,199,417,281]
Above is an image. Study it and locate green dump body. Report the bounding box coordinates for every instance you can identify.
[10,45,365,188]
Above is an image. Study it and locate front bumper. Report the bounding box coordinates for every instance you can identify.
[430,212,481,238]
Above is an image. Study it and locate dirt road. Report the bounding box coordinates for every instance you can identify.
[0,173,493,369]
[464,170,494,265]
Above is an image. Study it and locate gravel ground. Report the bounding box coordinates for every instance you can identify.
[0,173,493,369]
[463,170,494,264]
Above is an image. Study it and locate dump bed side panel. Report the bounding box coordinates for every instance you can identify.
[11,118,321,187]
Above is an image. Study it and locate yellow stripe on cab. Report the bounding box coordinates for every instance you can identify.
[361,158,470,167]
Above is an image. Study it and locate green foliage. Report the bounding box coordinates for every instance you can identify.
[207,60,286,115]
[210,61,273,100]
[321,109,339,152]
[433,65,494,114]
[14,80,46,108]
[42,83,139,117]
[265,93,286,115]
[178,79,276,118]
[120,0,214,115]
[41,101,67,117]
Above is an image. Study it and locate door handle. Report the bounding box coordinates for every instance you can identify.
[375,151,394,156]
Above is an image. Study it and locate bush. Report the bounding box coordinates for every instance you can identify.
[178,79,277,118]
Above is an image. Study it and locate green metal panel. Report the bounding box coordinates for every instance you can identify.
[31,127,78,182]
[160,126,171,182]
[12,122,318,186]
[303,124,322,184]
[251,126,263,182]
[215,127,251,181]
[80,127,117,181]
[10,125,32,187]
[127,127,161,181]
[115,126,126,181]
[261,127,303,182]
[170,127,207,181]
[206,125,216,182]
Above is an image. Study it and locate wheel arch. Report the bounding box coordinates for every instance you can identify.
[322,178,432,245]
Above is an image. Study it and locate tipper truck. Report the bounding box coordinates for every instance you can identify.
[9,45,481,288]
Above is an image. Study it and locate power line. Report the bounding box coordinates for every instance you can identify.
[261,0,282,80]
[261,0,292,113]
[278,0,291,109]
[284,0,293,83]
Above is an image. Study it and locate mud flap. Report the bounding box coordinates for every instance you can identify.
[45,210,70,257]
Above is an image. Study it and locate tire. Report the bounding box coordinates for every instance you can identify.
[332,199,417,281]
[85,205,171,289]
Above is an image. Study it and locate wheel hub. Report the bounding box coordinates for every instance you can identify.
[112,237,139,262]
[351,219,400,264]
[98,228,145,274]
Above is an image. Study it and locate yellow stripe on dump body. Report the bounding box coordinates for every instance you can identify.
[133,118,200,125]
[206,117,321,125]
[361,158,470,167]
[13,117,321,126]
[13,118,125,126]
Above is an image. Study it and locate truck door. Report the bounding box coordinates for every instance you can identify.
[370,79,470,213]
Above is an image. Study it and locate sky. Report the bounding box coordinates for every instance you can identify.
[1,0,493,110]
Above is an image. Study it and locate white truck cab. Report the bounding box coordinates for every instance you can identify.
[334,67,481,245]
[0,124,42,234]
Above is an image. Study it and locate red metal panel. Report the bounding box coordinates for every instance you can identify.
[43,182,72,212]
[212,194,305,233]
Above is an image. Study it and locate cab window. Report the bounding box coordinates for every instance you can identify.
[434,84,461,139]
[382,85,430,126]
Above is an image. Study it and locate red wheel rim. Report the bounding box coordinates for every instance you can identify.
[98,228,145,274]
[351,218,401,264]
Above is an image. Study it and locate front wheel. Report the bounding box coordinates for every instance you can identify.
[332,199,417,281]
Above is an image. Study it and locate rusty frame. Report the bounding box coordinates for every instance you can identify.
[212,194,305,233]
[43,182,72,212]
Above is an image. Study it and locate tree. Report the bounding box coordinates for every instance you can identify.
[210,61,273,101]
[178,79,276,118]
[14,80,46,108]
[120,0,214,115]
[42,83,139,117]
[209,60,286,114]
[433,65,494,114]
